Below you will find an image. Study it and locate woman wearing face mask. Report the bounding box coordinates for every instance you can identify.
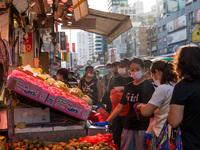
[92,58,155,150]
[135,60,178,150]
[78,66,102,105]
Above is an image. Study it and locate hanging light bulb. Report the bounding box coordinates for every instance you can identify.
[30,2,36,7]
[47,0,53,5]
[61,0,68,3]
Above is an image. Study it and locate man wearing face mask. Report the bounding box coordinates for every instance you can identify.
[101,63,113,113]
[67,71,78,87]
[78,66,102,105]
[108,58,134,148]
[111,61,120,77]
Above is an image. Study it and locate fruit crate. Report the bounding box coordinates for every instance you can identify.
[6,77,49,104]
[45,93,91,121]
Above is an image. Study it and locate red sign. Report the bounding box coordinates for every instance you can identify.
[197,9,200,22]
[72,43,75,52]
[111,49,115,62]
[23,32,33,52]
[66,43,70,52]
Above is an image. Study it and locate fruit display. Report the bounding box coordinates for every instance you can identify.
[12,135,118,150]
[69,88,84,98]
[7,69,91,120]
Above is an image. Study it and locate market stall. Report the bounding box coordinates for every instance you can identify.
[4,66,115,150]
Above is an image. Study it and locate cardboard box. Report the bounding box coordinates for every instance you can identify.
[14,107,50,125]
[45,94,91,121]
[6,77,49,103]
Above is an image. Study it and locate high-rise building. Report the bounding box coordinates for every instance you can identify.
[108,0,128,13]
[156,0,200,56]
[77,31,94,66]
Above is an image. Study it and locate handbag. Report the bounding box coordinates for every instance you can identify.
[156,119,183,150]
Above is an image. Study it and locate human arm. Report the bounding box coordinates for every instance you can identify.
[97,80,102,103]
[168,104,184,128]
[107,103,125,125]
[101,76,106,95]
[138,103,158,117]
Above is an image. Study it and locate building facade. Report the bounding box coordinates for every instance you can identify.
[147,24,157,56]
[108,0,128,13]
[156,0,200,56]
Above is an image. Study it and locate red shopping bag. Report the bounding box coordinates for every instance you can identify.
[97,107,110,122]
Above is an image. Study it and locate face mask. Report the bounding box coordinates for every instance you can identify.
[118,68,127,76]
[87,73,94,78]
[68,75,72,78]
[153,77,160,87]
[131,71,143,80]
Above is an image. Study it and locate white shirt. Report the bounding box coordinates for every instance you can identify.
[146,83,175,137]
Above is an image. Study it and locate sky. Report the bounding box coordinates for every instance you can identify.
[59,0,157,46]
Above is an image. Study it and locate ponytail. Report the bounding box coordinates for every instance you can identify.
[151,60,178,85]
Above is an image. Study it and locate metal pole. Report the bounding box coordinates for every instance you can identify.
[69,29,72,70]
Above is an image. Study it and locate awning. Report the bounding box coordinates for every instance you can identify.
[61,8,132,43]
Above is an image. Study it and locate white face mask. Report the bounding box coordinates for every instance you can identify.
[153,77,160,87]
[118,68,127,76]
[107,68,112,73]
[131,71,143,80]
[87,73,94,78]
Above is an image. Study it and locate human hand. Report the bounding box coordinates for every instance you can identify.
[96,102,101,109]
[91,121,109,126]
[114,86,124,92]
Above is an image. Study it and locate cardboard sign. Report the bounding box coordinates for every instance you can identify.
[23,32,33,52]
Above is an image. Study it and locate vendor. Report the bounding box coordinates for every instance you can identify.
[78,66,102,105]
[56,68,70,87]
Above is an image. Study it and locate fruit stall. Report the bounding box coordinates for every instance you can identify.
[5,66,116,150]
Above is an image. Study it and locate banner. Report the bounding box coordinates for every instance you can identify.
[60,32,66,51]
[72,43,76,52]
[62,52,69,62]
[167,29,187,45]
[23,32,33,52]
[66,43,70,52]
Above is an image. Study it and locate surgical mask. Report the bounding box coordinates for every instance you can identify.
[118,68,127,76]
[131,71,143,80]
[153,77,160,87]
[87,73,94,78]
[68,75,72,78]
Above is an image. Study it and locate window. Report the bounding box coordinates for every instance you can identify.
[163,36,167,41]
[125,10,127,14]
[158,27,162,33]
[189,12,194,19]
[163,24,167,31]
[159,49,162,55]
[158,38,162,43]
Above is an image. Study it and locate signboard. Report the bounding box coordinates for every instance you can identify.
[167,15,186,32]
[72,43,76,52]
[87,60,92,65]
[196,9,200,23]
[66,43,70,52]
[192,25,200,43]
[72,0,89,21]
[60,32,66,51]
[167,29,187,45]
[167,0,185,14]
[23,32,33,52]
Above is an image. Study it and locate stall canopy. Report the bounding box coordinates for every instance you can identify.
[61,8,132,43]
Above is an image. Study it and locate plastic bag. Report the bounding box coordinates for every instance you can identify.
[97,107,109,122]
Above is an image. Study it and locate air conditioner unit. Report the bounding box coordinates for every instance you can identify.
[0,0,6,8]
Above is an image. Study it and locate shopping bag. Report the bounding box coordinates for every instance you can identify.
[97,107,109,122]
[156,120,183,150]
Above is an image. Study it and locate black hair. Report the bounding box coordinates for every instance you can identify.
[174,45,200,81]
[144,59,152,70]
[129,57,145,68]
[85,66,94,71]
[151,60,178,85]
[57,68,68,80]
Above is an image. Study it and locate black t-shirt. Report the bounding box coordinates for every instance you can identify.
[68,77,78,86]
[120,80,155,130]
[170,78,200,150]
[80,77,98,105]
[109,75,134,92]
